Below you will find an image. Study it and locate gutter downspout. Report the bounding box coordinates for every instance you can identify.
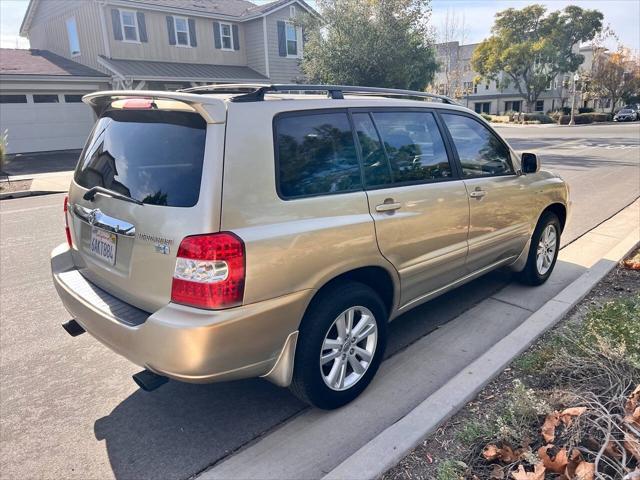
[262,16,270,79]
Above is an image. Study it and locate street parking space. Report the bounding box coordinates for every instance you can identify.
[0,123,638,480]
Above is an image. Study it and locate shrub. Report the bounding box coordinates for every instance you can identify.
[521,113,554,123]
[578,107,594,114]
[0,130,8,174]
[480,113,492,122]
[557,112,612,124]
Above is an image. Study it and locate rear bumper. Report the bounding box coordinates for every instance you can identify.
[50,243,312,384]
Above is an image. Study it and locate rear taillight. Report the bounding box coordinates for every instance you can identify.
[63,196,72,248]
[171,233,245,309]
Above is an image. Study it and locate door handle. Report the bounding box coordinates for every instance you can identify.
[375,200,402,213]
[469,189,487,199]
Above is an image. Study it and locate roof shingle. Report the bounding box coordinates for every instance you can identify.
[0,49,108,77]
[99,56,267,81]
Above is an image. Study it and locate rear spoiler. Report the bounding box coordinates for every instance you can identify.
[82,90,227,123]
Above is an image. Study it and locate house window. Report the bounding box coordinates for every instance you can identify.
[504,100,521,112]
[64,94,84,103]
[535,100,544,112]
[174,16,190,46]
[473,83,478,94]
[220,22,233,50]
[0,94,28,103]
[463,81,473,93]
[290,5,296,17]
[66,17,81,56]
[33,94,60,103]
[285,22,297,56]
[485,82,490,90]
[120,10,139,42]
[474,102,490,114]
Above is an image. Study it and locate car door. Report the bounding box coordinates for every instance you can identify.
[439,112,532,273]
[351,109,470,308]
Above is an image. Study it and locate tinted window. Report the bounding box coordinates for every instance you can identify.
[442,114,513,177]
[372,111,452,184]
[75,109,206,207]
[352,113,392,187]
[276,112,361,198]
[33,94,59,103]
[64,94,84,103]
[0,95,27,104]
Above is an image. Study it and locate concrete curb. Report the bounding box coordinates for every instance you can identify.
[0,190,65,200]
[323,232,639,480]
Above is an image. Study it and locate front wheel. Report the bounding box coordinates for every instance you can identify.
[289,282,387,409]
[517,211,561,286]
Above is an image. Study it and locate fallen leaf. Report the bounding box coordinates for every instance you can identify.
[482,444,520,463]
[625,385,640,415]
[622,467,640,480]
[490,464,504,479]
[623,259,640,270]
[538,444,569,473]
[603,440,623,459]
[560,406,587,426]
[511,463,545,480]
[542,412,561,442]
[574,461,595,480]
[625,406,640,430]
[624,431,640,462]
[564,449,583,478]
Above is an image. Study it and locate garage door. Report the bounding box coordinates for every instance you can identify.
[0,93,97,154]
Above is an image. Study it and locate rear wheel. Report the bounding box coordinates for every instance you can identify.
[289,282,387,409]
[517,211,561,286]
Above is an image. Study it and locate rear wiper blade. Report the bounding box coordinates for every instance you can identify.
[83,186,144,206]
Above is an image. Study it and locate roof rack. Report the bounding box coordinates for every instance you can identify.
[180,84,459,105]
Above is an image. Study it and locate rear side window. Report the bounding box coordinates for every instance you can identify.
[275,112,361,198]
[367,111,452,185]
[441,113,513,177]
[75,109,206,207]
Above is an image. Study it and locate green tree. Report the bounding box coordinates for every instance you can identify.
[299,0,437,91]
[471,5,603,113]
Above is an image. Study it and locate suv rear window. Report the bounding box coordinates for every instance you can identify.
[75,109,206,207]
[275,112,361,199]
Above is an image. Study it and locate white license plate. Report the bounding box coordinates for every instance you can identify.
[89,227,117,266]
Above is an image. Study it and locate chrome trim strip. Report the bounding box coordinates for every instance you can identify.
[71,204,136,237]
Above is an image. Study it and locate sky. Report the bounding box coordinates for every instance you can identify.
[1,0,638,51]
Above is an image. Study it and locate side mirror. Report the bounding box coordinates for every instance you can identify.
[521,152,539,174]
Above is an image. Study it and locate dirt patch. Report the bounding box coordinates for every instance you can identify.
[383,253,640,480]
[0,179,32,194]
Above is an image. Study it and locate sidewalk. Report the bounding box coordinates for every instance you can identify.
[198,200,640,480]
[0,171,72,199]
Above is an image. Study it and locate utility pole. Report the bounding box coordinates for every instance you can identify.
[568,73,579,125]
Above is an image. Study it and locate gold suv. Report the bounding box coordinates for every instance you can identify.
[51,84,569,409]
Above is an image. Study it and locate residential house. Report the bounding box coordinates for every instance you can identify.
[0,0,316,154]
[432,41,604,115]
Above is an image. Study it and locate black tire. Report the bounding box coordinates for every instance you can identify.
[289,282,388,410]
[517,211,561,286]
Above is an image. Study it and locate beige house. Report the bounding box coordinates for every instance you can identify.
[0,0,316,154]
[19,0,316,88]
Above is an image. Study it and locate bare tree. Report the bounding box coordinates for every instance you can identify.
[432,8,467,97]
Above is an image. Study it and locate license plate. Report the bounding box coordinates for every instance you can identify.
[89,227,117,266]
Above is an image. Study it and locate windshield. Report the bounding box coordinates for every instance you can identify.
[619,110,633,114]
[75,109,207,207]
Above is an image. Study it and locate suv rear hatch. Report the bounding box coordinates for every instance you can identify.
[66,92,226,312]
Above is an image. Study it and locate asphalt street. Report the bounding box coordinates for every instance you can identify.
[0,123,638,480]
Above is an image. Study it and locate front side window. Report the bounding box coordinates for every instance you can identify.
[285,22,297,56]
[220,23,233,49]
[120,10,139,42]
[276,112,361,198]
[441,113,513,177]
[174,17,190,46]
[371,111,452,184]
[66,17,81,56]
